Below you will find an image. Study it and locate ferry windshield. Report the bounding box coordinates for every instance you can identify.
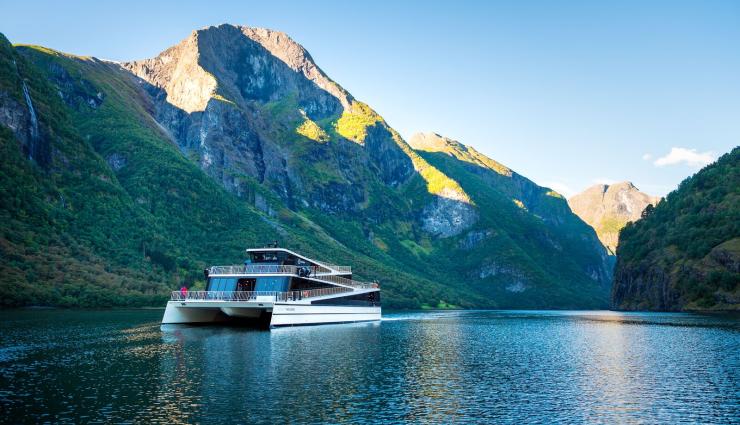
[250,252,280,264]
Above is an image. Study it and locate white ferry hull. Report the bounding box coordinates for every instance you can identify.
[162,301,229,324]
[270,304,381,327]
[161,301,380,327]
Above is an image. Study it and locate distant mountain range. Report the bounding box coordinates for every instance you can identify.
[0,24,612,309]
[569,182,660,254]
[613,148,739,311]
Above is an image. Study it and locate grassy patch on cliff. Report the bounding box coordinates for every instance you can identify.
[296,116,329,142]
[333,101,380,144]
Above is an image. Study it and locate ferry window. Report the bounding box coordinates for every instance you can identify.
[207,278,237,291]
[221,278,237,292]
[255,277,288,292]
[250,252,279,263]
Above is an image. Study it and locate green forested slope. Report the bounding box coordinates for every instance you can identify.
[410,134,611,308]
[0,36,477,308]
[1,27,612,309]
[613,147,740,311]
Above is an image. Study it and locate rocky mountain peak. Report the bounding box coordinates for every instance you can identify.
[569,181,660,253]
[117,23,416,209]
[121,28,217,113]
[122,23,351,115]
[235,25,352,108]
[598,181,636,193]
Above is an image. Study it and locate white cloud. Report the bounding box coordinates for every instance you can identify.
[654,147,714,168]
[642,153,652,161]
[544,181,575,198]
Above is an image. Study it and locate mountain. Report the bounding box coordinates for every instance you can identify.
[0,24,611,309]
[408,133,612,307]
[568,182,660,254]
[612,147,740,311]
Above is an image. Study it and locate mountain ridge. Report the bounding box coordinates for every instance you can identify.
[1,25,612,309]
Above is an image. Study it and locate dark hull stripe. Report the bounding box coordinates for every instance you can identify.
[272,311,379,315]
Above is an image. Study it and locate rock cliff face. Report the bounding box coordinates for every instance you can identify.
[0,36,51,169]
[612,148,739,311]
[569,182,659,254]
[0,26,615,309]
[121,24,413,210]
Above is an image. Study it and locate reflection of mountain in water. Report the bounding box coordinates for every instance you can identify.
[3,309,737,423]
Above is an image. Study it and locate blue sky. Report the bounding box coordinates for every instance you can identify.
[2,0,738,197]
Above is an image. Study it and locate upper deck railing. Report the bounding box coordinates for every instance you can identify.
[170,286,357,302]
[208,264,375,289]
[210,264,351,275]
[315,263,352,273]
[210,265,319,275]
[310,273,377,289]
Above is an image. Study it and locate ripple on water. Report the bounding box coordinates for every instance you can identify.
[0,309,738,424]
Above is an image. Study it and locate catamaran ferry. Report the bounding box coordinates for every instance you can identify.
[162,245,381,328]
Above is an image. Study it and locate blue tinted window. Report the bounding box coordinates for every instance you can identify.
[255,277,288,292]
[208,278,237,291]
[207,278,217,291]
[222,278,237,292]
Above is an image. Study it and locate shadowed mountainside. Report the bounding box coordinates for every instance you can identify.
[1,25,611,309]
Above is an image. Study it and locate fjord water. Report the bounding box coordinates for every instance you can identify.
[0,310,737,424]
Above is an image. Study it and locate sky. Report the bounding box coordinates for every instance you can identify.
[2,0,739,197]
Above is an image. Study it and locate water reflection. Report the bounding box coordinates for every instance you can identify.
[0,310,738,424]
[269,323,382,423]
[569,312,645,422]
[398,311,466,423]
